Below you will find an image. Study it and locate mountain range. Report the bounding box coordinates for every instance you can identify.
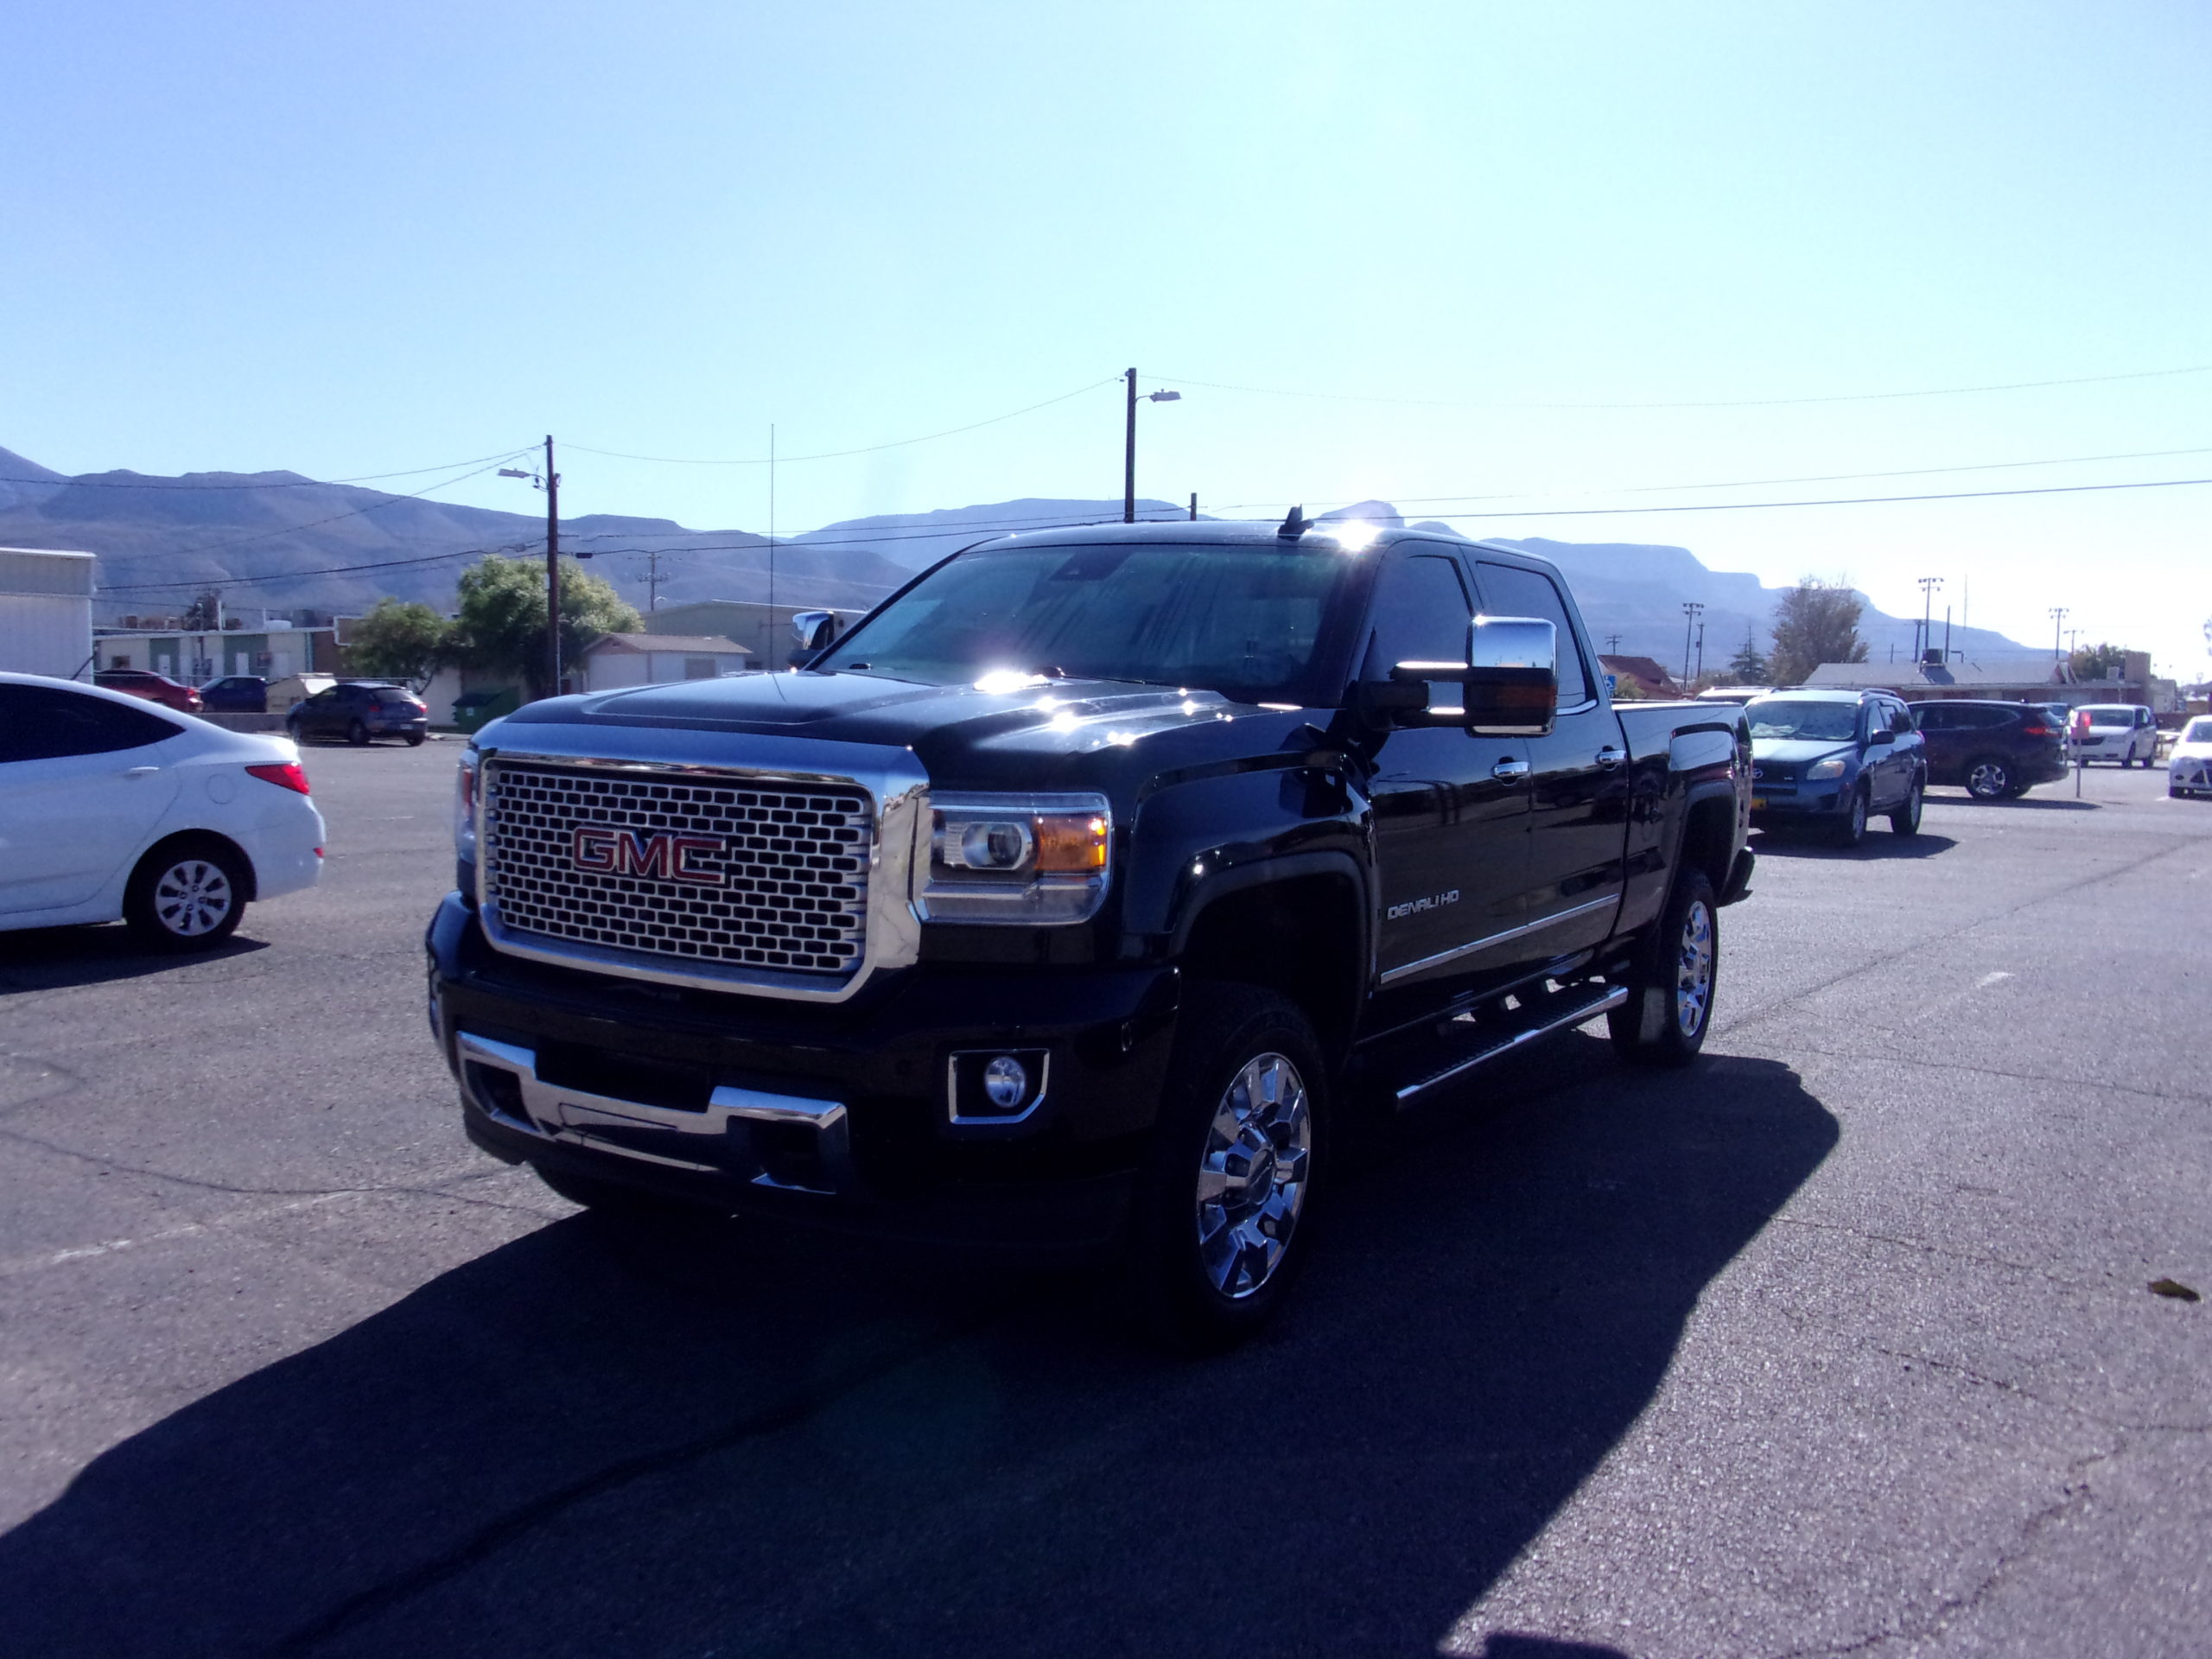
[0,446,2037,669]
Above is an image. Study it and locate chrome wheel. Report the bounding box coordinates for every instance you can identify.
[1674,899,1714,1039]
[152,859,234,938]
[1193,1052,1312,1300]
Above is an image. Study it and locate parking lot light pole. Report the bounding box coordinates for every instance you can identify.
[1123,369,1182,523]
[1918,576,1942,660]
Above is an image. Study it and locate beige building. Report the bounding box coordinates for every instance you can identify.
[578,632,753,692]
[639,600,868,667]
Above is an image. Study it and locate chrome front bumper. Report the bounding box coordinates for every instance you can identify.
[454,1029,851,1195]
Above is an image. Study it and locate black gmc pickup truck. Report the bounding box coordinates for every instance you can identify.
[428,517,1752,1341]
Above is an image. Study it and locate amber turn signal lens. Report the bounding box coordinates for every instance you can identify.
[1033,813,1108,874]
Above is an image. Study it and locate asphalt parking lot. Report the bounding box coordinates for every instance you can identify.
[2,741,2207,1658]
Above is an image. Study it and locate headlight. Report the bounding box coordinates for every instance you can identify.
[918,792,1110,924]
[1806,755,1848,779]
[454,747,479,860]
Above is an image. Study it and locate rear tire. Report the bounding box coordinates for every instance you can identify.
[1889,775,1923,835]
[1126,982,1328,1350]
[1607,868,1719,1069]
[1964,756,2012,801]
[124,837,248,951]
[404,733,425,747]
[286,717,305,742]
[346,719,370,746]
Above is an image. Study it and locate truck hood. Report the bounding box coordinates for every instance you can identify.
[492,670,1318,791]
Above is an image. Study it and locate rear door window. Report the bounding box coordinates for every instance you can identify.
[0,686,182,762]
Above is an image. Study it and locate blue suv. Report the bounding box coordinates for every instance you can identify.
[1745,689,1927,846]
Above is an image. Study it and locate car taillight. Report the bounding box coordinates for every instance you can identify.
[246,762,312,795]
[2020,723,2051,736]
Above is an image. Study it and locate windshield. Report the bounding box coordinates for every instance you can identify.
[1746,700,1859,741]
[817,541,1365,704]
[2183,719,2212,745]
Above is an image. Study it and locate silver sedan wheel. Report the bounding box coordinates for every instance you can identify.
[1674,898,1715,1039]
[1193,1052,1312,1300]
[152,859,235,938]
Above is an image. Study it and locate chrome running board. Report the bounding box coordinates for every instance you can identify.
[1394,982,1629,1105]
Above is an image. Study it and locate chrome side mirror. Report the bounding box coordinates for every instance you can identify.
[1387,616,1559,735]
[791,610,838,652]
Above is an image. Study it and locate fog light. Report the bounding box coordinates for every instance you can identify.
[982,1054,1028,1109]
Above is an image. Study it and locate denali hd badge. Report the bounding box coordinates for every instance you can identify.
[571,826,728,887]
[1386,888,1459,921]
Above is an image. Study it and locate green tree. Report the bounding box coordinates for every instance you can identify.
[1726,627,1770,685]
[2069,641,2132,681]
[346,597,450,687]
[1768,579,1868,686]
[447,555,640,697]
[183,589,222,631]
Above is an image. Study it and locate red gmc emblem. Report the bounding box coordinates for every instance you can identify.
[571,826,728,886]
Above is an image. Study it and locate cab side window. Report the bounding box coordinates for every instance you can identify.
[1360,555,1474,677]
[1473,562,1593,707]
[1890,702,1915,735]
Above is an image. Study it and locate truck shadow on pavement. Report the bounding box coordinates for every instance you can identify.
[1751,830,1959,861]
[0,927,271,994]
[0,1039,1834,1659]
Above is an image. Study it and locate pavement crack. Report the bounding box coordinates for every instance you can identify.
[261,1308,1007,1656]
[1767,1213,2093,1289]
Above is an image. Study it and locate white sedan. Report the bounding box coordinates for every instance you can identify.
[0,671,326,949]
[2170,715,2212,799]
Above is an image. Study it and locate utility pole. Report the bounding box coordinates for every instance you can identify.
[1605,632,1623,655]
[639,548,667,613]
[544,435,561,695]
[2050,606,2069,664]
[1917,575,1942,661]
[1189,492,1198,521]
[1681,601,1704,690]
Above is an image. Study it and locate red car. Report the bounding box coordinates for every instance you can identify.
[94,668,204,714]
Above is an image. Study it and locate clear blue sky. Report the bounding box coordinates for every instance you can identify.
[7,1,2208,673]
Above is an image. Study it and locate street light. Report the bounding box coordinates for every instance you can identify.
[1917,576,1943,662]
[1124,368,1182,523]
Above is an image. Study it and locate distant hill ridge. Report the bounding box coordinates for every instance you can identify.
[0,446,2035,664]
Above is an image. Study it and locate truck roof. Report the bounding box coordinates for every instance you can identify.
[961,517,1554,567]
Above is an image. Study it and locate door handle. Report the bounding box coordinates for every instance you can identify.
[1491,758,1530,782]
[1594,746,1627,769]
[121,766,160,779]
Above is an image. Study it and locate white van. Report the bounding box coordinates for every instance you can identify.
[2071,703,2158,767]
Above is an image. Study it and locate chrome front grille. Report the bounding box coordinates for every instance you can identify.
[480,760,873,976]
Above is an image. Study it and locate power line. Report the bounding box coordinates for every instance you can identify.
[563,378,1120,466]
[98,539,542,594]
[1153,361,2212,412]
[0,447,539,492]
[90,455,535,572]
[1413,474,2212,522]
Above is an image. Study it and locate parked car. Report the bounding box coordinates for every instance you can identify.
[287,681,429,745]
[1905,700,2069,800]
[2168,715,2212,798]
[94,667,202,714]
[1745,688,1926,844]
[2072,703,2158,766]
[196,674,268,713]
[0,672,325,948]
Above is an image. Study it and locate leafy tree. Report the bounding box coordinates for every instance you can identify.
[183,589,222,631]
[1726,628,1770,685]
[447,555,639,697]
[2069,642,2132,682]
[1768,579,1868,685]
[346,597,450,687]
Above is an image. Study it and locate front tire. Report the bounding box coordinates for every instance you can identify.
[346,719,370,746]
[1965,756,2012,801]
[404,733,425,747]
[1889,774,1923,835]
[1127,983,1327,1349]
[1608,868,1719,1068]
[124,838,248,950]
[1831,785,1870,847]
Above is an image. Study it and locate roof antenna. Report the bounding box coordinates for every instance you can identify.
[1277,505,1307,541]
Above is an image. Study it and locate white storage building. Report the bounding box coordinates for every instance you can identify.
[0,548,96,680]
